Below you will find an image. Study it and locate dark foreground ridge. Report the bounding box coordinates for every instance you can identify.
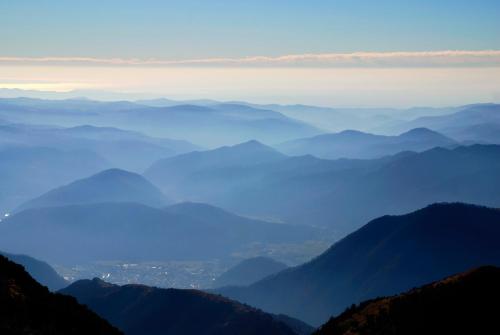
[61,277,306,335]
[0,251,68,291]
[314,266,500,335]
[0,255,122,334]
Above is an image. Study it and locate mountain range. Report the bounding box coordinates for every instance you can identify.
[0,201,325,264]
[276,128,456,159]
[314,266,500,335]
[145,142,500,235]
[216,203,500,326]
[0,97,322,147]
[380,103,500,144]
[0,122,199,171]
[145,140,288,200]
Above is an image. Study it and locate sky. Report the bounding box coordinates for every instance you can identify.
[1,0,500,107]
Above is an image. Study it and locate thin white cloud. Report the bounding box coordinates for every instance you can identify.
[1,50,500,67]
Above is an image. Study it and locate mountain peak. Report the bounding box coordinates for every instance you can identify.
[399,127,450,139]
[17,168,169,211]
[211,140,286,163]
[233,139,269,149]
[92,168,139,179]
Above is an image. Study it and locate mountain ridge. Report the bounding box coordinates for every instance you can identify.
[216,203,500,326]
[60,277,306,335]
[314,266,500,335]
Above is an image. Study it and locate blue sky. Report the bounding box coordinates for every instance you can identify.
[1,1,500,106]
[2,0,500,58]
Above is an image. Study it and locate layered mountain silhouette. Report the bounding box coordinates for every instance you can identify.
[314,266,500,335]
[216,203,500,326]
[145,143,500,234]
[0,255,122,334]
[0,98,321,147]
[0,202,324,264]
[17,168,170,211]
[145,140,288,197]
[60,277,304,335]
[213,257,288,288]
[444,122,500,144]
[0,123,199,171]
[0,146,110,214]
[0,251,67,291]
[383,103,500,140]
[277,128,455,159]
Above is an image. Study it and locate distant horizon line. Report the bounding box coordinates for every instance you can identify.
[0,87,498,110]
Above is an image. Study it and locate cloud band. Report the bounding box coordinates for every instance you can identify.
[1,50,500,67]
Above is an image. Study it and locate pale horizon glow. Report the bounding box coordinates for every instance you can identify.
[1,61,500,107]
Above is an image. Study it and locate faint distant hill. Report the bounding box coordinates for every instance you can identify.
[0,146,110,214]
[0,202,324,264]
[0,97,322,147]
[216,203,500,326]
[277,128,456,159]
[382,103,500,141]
[0,251,67,291]
[0,255,122,334]
[443,122,500,144]
[0,123,199,171]
[314,266,500,335]
[17,168,170,211]
[60,277,303,335]
[144,143,500,234]
[145,140,287,197]
[213,257,288,288]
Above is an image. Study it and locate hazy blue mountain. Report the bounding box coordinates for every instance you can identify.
[18,169,170,211]
[216,203,500,326]
[227,102,403,133]
[0,146,110,214]
[145,140,288,198]
[0,123,199,171]
[213,257,288,288]
[60,278,302,335]
[0,251,67,291]
[0,255,122,334]
[136,97,220,107]
[442,122,500,144]
[0,98,322,147]
[0,202,325,264]
[115,104,321,146]
[229,102,463,133]
[382,103,500,135]
[276,128,455,159]
[314,266,500,335]
[145,144,500,234]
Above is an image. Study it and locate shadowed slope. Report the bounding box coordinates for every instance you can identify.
[217,203,500,326]
[0,251,67,291]
[0,255,122,334]
[314,266,500,335]
[60,278,300,335]
[213,257,288,287]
